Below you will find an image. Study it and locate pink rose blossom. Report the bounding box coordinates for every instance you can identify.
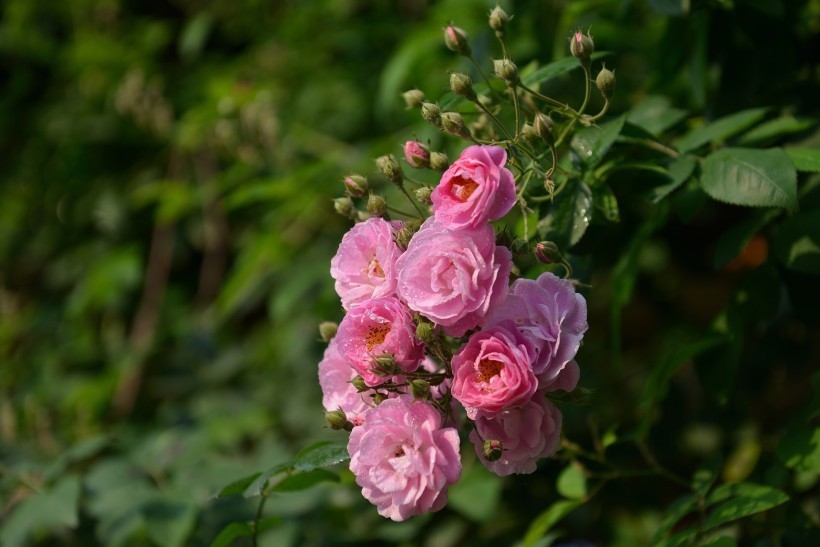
[395,218,511,337]
[450,323,538,419]
[348,396,462,521]
[336,296,424,387]
[318,338,372,425]
[470,393,562,476]
[486,272,587,387]
[404,140,430,169]
[430,145,517,230]
[331,218,403,311]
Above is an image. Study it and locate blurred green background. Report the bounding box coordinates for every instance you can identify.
[1,0,818,545]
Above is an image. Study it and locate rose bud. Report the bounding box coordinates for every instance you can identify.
[570,31,594,62]
[325,409,353,431]
[350,375,368,392]
[410,379,431,400]
[375,154,404,184]
[443,25,470,55]
[449,72,476,101]
[394,222,416,250]
[403,89,425,108]
[441,112,470,139]
[367,194,388,217]
[533,112,555,145]
[415,186,433,206]
[319,321,338,342]
[421,102,442,128]
[535,241,562,265]
[343,174,368,198]
[429,151,450,171]
[333,196,356,219]
[521,122,538,142]
[404,140,430,169]
[596,66,615,99]
[493,58,518,83]
[489,5,509,34]
[483,440,504,462]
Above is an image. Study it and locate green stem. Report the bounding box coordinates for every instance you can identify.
[510,83,521,137]
[473,99,514,141]
[518,82,579,117]
[468,55,505,103]
[583,97,610,123]
[556,63,592,147]
[386,205,418,218]
[618,136,681,158]
[398,184,427,217]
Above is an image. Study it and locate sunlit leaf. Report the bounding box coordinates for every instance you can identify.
[785,148,820,172]
[293,441,349,472]
[571,115,626,169]
[556,465,587,500]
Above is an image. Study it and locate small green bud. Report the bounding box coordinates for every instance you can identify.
[372,392,387,405]
[415,320,436,344]
[535,241,562,265]
[375,154,403,184]
[533,112,555,144]
[395,222,416,250]
[430,151,450,171]
[489,5,509,34]
[343,174,368,198]
[410,379,431,400]
[421,102,442,128]
[443,25,470,55]
[483,440,504,462]
[415,186,433,206]
[402,89,425,109]
[319,321,338,342]
[351,375,368,392]
[595,66,615,99]
[521,122,538,142]
[544,177,555,195]
[449,72,476,101]
[570,31,594,62]
[367,194,388,217]
[441,111,470,139]
[325,410,352,431]
[372,354,399,375]
[493,58,518,83]
[333,196,356,219]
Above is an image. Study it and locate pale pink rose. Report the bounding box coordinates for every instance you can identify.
[404,141,430,168]
[469,393,562,476]
[318,338,372,425]
[430,145,517,230]
[541,360,580,393]
[486,272,587,387]
[450,323,538,419]
[348,396,462,521]
[331,218,403,311]
[336,296,424,387]
[395,218,511,337]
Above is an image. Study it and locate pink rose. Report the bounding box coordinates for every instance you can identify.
[469,393,562,476]
[318,338,372,425]
[395,218,511,337]
[486,272,587,387]
[404,141,430,169]
[336,296,424,387]
[348,396,462,521]
[430,145,517,230]
[450,323,538,419]
[331,218,403,311]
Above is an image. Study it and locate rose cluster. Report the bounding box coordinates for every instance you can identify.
[319,144,588,521]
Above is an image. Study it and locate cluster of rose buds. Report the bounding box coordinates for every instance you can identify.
[318,9,600,522]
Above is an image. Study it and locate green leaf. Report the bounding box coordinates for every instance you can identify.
[216,472,263,497]
[210,522,253,547]
[700,147,798,210]
[143,499,197,547]
[593,185,619,222]
[675,108,768,153]
[627,95,688,136]
[448,463,502,521]
[713,210,779,268]
[556,465,587,499]
[523,499,583,547]
[773,211,820,274]
[737,115,815,146]
[537,179,593,249]
[647,156,697,204]
[273,469,339,492]
[242,464,289,498]
[777,423,820,472]
[293,441,349,472]
[699,537,737,547]
[692,457,722,498]
[785,148,820,172]
[651,494,697,544]
[703,483,789,531]
[0,475,81,547]
[571,115,626,169]
[521,52,611,87]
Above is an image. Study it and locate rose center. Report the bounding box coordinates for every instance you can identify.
[476,358,504,383]
[365,324,391,351]
[451,175,479,201]
[393,446,405,458]
[367,256,385,278]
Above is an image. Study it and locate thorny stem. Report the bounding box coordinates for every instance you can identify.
[556,63,592,147]
[518,82,579,117]
[472,99,514,142]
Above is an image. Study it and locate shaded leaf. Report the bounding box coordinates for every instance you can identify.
[785,148,820,172]
[523,499,583,547]
[143,499,197,547]
[703,483,789,530]
[521,52,611,87]
[700,147,798,210]
[243,464,289,499]
[593,184,619,222]
[210,522,253,547]
[556,465,587,500]
[737,115,815,146]
[675,108,768,153]
[773,211,820,274]
[571,115,626,169]
[216,472,263,498]
[293,441,349,472]
[448,463,502,521]
[273,469,339,492]
[714,210,779,268]
[627,95,688,135]
[647,155,697,203]
[651,494,697,544]
[0,475,81,547]
[537,179,593,248]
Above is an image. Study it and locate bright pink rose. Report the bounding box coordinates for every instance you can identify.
[430,145,517,230]
[469,393,562,476]
[450,323,538,419]
[404,140,430,168]
[331,218,403,311]
[486,272,587,387]
[318,338,372,425]
[336,296,424,387]
[348,396,462,521]
[395,218,511,337]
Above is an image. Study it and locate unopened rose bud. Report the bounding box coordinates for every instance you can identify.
[372,392,387,405]
[415,320,435,344]
[325,410,353,431]
[343,174,368,198]
[483,439,504,462]
[415,186,433,206]
[489,5,509,34]
[570,31,594,62]
[333,196,355,219]
[404,140,430,168]
[375,154,403,184]
[522,122,538,142]
[410,379,431,400]
[449,72,476,101]
[318,321,338,341]
[351,375,368,392]
[441,111,470,138]
[421,102,442,128]
[373,354,399,375]
[367,194,388,217]
[493,58,518,83]
[402,89,425,108]
[430,151,450,171]
[535,241,562,264]
[544,177,555,195]
[533,112,555,144]
[395,222,416,250]
[595,66,615,99]
[443,25,470,55]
